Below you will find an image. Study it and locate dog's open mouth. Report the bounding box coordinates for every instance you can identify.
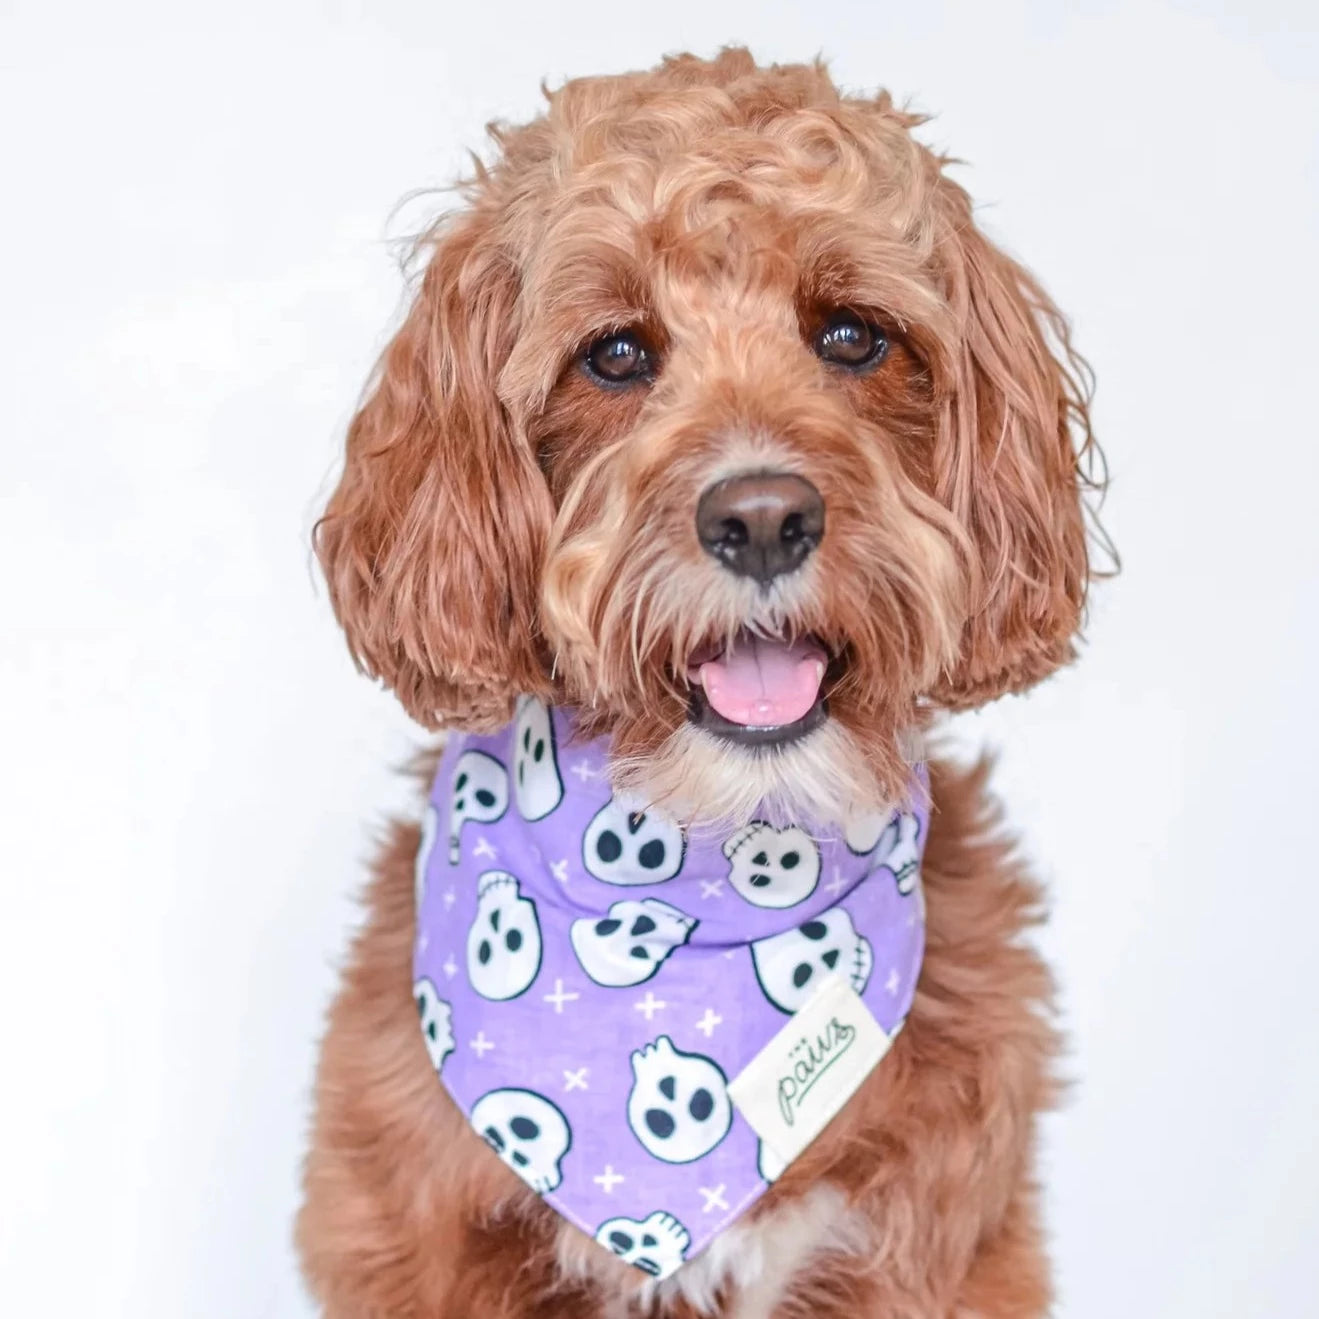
[686,630,832,748]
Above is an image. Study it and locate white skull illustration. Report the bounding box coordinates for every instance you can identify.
[466,871,542,1000]
[873,813,921,895]
[751,907,873,1013]
[757,1139,787,1184]
[448,750,508,863]
[513,696,563,821]
[415,804,440,909]
[627,1035,732,1164]
[470,1087,571,1194]
[722,821,821,909]
[844,808,888,855]
[583,797,684,885]
[595,1210,691,1279]
[570,898,697,988]
[413,977,454,1073]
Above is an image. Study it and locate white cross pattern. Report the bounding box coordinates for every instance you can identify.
[824,866,849,898]
[470,1031,495,1058]
[695,1008,722,1038]
[443,955,458,979]
[416,931,429,954]
[564,1068,589,1092]
[443,888,457,910]
[473,837,497,860]
[550,858,570,884]
[544,978,581,1014]
[885,967,900,995]
[699,1184,729,1213]
[570,761,603,782]
[593,1165,624,1193]
[700,879,724,900]
[634,991,667,1022]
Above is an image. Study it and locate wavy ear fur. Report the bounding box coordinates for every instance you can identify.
[315,213,553,729]
[928,176,1102,707]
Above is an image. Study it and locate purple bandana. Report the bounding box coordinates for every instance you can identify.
[412,699,927,1279]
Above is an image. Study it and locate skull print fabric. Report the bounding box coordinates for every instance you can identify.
[466,871,543,1000]
[413,702,927,1280]
[571,898,697,988]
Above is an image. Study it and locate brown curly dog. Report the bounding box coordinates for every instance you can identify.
[298,46,1106,1319]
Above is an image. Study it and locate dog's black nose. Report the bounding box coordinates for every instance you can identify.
[696,472,825,585]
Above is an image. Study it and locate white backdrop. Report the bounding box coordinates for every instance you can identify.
[3,2,1317,1315]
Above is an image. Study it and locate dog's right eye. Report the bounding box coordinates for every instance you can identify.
[582,330,654,385]
[814,310,889,370]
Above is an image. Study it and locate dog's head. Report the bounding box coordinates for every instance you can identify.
[317,50,1104,825]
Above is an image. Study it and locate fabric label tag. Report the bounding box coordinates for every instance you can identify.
[727,973,893,1174]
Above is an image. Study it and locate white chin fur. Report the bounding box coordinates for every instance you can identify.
[609,718,920,830]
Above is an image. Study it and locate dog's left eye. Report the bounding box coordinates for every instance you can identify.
[582,330,654,385]
[814,312,888,370]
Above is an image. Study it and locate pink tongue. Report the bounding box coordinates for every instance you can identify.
[698,636,826,727]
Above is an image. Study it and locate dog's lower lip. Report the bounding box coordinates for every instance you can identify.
[686,685,829,748]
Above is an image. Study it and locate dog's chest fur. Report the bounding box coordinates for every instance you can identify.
[556,1184,868,1317]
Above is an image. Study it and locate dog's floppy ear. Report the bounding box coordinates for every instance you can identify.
[926,175,1101,707]
[316,211,553,729]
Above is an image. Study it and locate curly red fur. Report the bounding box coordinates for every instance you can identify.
[315,214,553,729]
[302,46,1108,1318]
